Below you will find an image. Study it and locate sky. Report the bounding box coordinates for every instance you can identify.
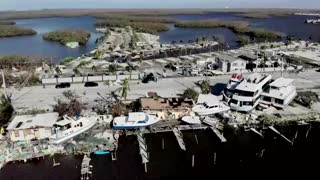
[0,0,319,11]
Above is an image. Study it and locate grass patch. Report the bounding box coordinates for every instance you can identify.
[60,57,74,65]
[0,25,36,38]
[43,29,90,45]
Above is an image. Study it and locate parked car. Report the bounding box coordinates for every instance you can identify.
[84,82,98,87]
[142,73,155,83]
[55,83,71,89]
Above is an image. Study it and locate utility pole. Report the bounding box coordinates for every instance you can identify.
[1,69,8,100]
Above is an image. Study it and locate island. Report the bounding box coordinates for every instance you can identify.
[0,25,36,38]
[42,29,91,46]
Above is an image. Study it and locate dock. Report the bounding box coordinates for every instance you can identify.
[137,132,149,164]
[80,154,92,180]
[172,127,186,151]
[269,126,292,144]
[210,127,226,143]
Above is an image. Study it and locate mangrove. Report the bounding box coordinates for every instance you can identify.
[43,29,91,45]
[0,25,36,38]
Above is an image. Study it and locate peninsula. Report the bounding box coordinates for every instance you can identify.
[43,29,91,46]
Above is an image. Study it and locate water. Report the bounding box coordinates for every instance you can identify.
[1,13,320,63]
[159,13,320,47]
[2,124,320,179]
[0,16,102,63]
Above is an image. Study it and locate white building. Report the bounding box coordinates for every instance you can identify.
[230,73,272,112]
[7,113,59,142]
[217,54,246,73]
[261,77,297,109]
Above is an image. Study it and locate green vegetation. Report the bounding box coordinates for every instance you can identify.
[0,25,36,38]
[0,20,15,25]
[94,14,176,23]
[95,15,172,34]
[43,29,90,45]
[175,20,249,29]
[195,80,211,94]
[121,78,130,100]
[77,61,90,68]
[60,57,74,65]
[53,90,87,116]
[237,35,251,46]
[96,19,169,34]
[175,20,281,41]
[93,49,105,59]
[295,91,319,108]
[0,55,48,68]
[0,94,14,126]
[182,88,199,101]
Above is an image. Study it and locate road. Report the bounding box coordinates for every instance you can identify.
[8,69,320,112]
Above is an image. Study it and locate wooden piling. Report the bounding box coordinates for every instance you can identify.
[144,163,147,173]
[213,152,217,166]
[161,137,165,150]
[194,134,199,145]
[192,155,195,168]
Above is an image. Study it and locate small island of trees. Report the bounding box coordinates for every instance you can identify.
[43,29,91,45]
[0,25,37,38]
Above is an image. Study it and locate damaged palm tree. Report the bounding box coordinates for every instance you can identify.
[0,94,14,126]
[53,90,87,116]
[295,91,319,108]
[195,80,211,94]
[121,78,130,101]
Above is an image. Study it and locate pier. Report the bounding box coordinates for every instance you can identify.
[172,127,186,151]
[269,126,292,144]
[210,127,226,143]
[137,131,149,173]
[80,154,92,180]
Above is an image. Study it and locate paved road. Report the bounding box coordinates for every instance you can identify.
[8,69,320,112]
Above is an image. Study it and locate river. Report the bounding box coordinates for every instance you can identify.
[0,13,320,63]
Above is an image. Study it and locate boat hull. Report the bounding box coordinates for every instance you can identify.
[50,120,96,144]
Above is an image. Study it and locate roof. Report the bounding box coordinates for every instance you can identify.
[270,77,294,88]
[140,97,193,110]
[7,112,59,130]
[218,54,243,63]
[236,73,272,92]
[197,94,219,107]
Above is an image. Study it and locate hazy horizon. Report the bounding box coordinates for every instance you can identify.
[0,0,319,11]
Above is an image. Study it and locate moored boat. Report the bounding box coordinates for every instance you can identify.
[50,115,97,144]
[112,112,160,129]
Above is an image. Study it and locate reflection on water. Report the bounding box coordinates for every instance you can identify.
[2,124,320,179]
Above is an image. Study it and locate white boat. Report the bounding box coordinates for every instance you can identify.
[192,94,230,116]
[230,73,272,112]
[50,115,97,144]
[181,116,201,124]
[112,112,160,129]
[222,73,244,103]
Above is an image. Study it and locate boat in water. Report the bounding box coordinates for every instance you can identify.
[192,94,230,116]
[222,73,244,103]
[50,115,97,144]
[113,112,160,129]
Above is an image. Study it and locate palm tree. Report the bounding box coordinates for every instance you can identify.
[73,68,80,75]
[196,80,211,94]
[55,66,62,75]
[121,78,130,100]
[0,94,14,126]
[91,65,97,73]
[108,64,117,75]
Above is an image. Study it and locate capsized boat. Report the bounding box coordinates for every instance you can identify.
[192,94,230,116]
[113,112,160,129]
[50,115,97,144]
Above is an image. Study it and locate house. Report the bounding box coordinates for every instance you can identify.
[7,112,59,142]
[261,77,297,109]
[216,54,246,73]
[140,97,194,120]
